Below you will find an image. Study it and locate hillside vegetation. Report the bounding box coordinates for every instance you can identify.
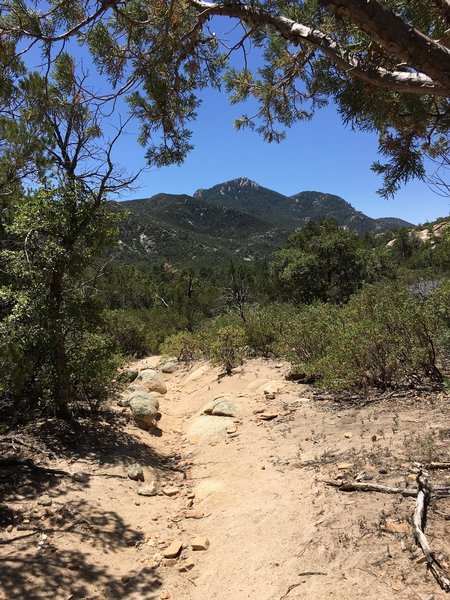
[112,178,413,264]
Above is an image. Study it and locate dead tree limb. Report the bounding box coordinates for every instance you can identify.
[0,436,53,457]
[424,462,450,470]
[413,473,450,593]
[327,481,418,497]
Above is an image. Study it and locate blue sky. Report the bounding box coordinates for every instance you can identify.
[22,15,449,226]
[115,85,449,225]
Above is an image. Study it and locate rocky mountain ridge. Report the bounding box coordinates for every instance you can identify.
[111,177,414,264]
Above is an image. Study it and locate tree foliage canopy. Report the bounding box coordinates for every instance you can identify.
[0,0,449,196]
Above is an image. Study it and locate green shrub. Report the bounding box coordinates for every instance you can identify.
[244,304,298,357]
[318,283,443,388]
[136,307,189,354]
[160,330,203,362]
[205,324,247,375]
[275,303,339,372]
[102,310,150,357]
[68,332,123,413]
[426,279,450,363]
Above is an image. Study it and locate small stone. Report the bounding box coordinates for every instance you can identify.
[137,482,158,497]
[136,369,167,395]
[187,491,195,499]
[163,558,178,567]
[337,463,353,470]
[416,555,427,565]
[127,463,144,482]
[379,467,388,474]
[72,472,89,484]
[179,557,195,572]
[391,581,402,591]
[385,519,410,534]
[264,393,276,400]
[160,592,170,599]
[191,536,210,551]
[185,510,204,519]
[6,525,13,532]
[226,426,237,434]
[163,486,179,497]
[121,575,130,584]
[37,494,53,507]
[344,432,352,439]
[163,539,183,559]
[259,413,278,421]
[17,485,37,497]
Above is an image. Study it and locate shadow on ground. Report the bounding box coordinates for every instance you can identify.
[25,412,182,471]
[0,498,161,599]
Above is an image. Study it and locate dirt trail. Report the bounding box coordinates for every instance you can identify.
[1,358,450,600]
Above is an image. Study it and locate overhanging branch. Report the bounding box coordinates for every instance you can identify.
[188,0,450,97]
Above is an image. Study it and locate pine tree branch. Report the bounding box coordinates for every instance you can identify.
[188,0,450,96]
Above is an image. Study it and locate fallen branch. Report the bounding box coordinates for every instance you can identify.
[0,457,70,477]
[280,583,302,599]
[0,436,53,457]
[327,481,417,497]
[280,573,327,598]
[425,462,450,470]
[413,473,450,593]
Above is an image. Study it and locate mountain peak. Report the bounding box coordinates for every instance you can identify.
[233,177,261,189]
[194,177,261,199]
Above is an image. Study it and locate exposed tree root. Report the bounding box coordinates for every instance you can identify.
[329,469,450,593]
[413,473,450,593]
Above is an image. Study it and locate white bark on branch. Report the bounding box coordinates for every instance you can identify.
[324,0,450,89]
[413,473,450,593]
[188,0,450,97]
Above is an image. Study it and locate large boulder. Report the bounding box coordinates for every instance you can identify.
[186,416,233,443]
[202,395,237,417]
[159,360,178,374]
[136,369,167,394]
[184,364,210,383]
[130,393,161,427]
[129,391,160,410]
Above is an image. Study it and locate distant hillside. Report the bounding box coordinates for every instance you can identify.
[111,177,414,265]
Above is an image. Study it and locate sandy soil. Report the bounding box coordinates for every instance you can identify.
[1,357,450,600]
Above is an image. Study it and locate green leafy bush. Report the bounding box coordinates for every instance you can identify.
[275,303,339,372]
[68,332,123,413]
[136,307,189,354]
[317,283,443,388]
[205,324,247,375]
[160,330,203,362]
[244,304,298,357]
[102,310,150,358]
[426,279,450,362]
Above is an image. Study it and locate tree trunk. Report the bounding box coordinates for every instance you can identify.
[50,270,72,419]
